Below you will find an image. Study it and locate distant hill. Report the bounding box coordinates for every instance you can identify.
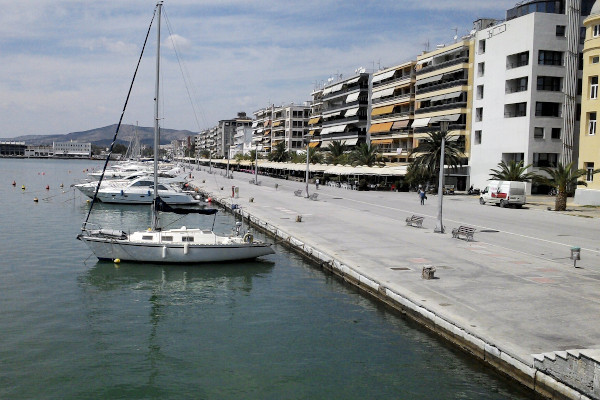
[2,124,196,147]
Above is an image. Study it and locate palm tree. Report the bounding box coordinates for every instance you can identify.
[349,143,382,167]
[409,130,464,188]
[404,163,433,190]
[268,141,289,162]
[325,140,347,165]
[534,162,598,211]
[308,147,324,164]
[489,160,536,182]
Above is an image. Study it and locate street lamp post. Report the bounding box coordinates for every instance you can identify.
[434,120,449,234]
[305,140,310,197]
[254,145,259,185]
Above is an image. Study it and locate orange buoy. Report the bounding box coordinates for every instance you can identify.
[207,197,212,202]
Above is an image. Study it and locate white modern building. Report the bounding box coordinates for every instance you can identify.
[52,141,91,158]
[469,0,596,193]
[231,125,253,157]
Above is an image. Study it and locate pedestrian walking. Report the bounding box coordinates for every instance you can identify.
[315,178,320,190]
[418,189,426,205]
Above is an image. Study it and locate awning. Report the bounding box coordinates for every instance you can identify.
[251,121,258,128]
[412,117,431,128]
[308,130,315,136]
[368,122,394,133]
[444,91,463,100]
[416,74,443,86]
[323,110,342,118]
[372,70,396,83]
[263,120,271,126]
[330,83,343,93]
[256,128,264,134]
[340,138,358,146]
[308,142,320,148]
[264,129,271,135]
[345,107,359,117]
[272,139,283,145]
[392,120,410,129]
[371,105,395,116]
[320,124,347,135]
[429,113,462,123]
[308,116,321,125]
[345,77,360,84]
[346,92,360,102]
[272,121,282,127]
[372,88,394,100]
[416,57,433,66]
[371,138,393,145]
[323,86,333,95]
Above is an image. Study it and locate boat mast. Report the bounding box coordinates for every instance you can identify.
[152,1,163,230]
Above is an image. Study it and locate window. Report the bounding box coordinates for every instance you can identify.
[476,107,483,122]
[182,236,194,242]
[581,26,587,45]
[506,77,528,93]
[533,153,558,167]
[534,127,544,139]
[535,102,561,117]
[556,25,566,37]
[551,128,561,139]
[478,39,486,54]
[592,56,600,64]
[474,130,482,144]
[589,112,597,135]
[505,102,527,118]
[591,76,598,99]
[594,25,600,37]
[586,162,595,182]
[477,62,485,77]
[507,51,529,69]
[537,76,561,91]
[538,50,563,66]
[477,85,484,99]
[162,236,173,242]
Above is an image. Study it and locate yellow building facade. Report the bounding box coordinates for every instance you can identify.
[577,2,600,203]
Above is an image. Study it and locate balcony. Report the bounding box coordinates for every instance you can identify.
[321,115,366,127]
[371,110,413,121]
[414,123,466,133]
[415,102,466,115]
[372,74,412,89]
[416,79,468,95]
[418,56,469,75]
[372,93,414,106]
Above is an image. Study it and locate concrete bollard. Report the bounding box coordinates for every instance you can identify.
[296,215,302,223]
[422,265,436,280]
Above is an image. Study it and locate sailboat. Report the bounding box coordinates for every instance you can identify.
[77,2,274,263]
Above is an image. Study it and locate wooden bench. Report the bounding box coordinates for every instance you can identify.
[308,193,318,201]
[452,225,476,241]
[294,189,303,197]
[405,215,424,228]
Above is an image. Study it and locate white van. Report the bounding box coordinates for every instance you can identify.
[479,180,526,208]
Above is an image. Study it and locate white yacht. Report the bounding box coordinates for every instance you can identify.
[95,176,202,205]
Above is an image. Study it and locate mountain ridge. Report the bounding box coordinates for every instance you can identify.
[1,124,196,147]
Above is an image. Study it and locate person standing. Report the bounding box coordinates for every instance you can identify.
[418,188,426,205]
[315,178,320,190]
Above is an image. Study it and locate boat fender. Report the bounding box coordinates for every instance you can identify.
[162,246,167,258]
[120,190,124,196]
[243,233,254,243]
[184,243,189,255]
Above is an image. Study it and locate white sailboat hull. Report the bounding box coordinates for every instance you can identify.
[96,190,201,205]
[77,226,274,263]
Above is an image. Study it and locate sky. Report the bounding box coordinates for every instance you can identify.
[0,0,518,138]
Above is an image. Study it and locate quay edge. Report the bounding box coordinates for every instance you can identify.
[200,188,592,400]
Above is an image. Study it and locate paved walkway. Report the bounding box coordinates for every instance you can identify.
[189,167,600,396]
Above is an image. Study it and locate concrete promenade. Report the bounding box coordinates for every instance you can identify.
[189,167,600,399]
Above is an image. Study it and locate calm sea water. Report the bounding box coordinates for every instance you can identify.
[0,158,535,399]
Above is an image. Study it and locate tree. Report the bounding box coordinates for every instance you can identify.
[198,149,210,158]
[325,140,347,165]
[534,162,598,211]
[409,130,464,189]
[268,141,289,162]
[349,143,382,167]
[404,163,433,190]
[489,160,536,182]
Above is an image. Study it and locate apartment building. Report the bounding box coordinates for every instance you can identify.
[319,73,370,148]
[575,0,600,204]
[469,0,596,193]
[369,62,416,162]
[272,104,311,152]
[414,40,473,190]
[215,112,252,158]
[307,88,324,149]
[53,141,92,158]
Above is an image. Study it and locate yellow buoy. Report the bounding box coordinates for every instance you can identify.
[86,199,90,203]
[21,185,25,190]
[114,258,121,263]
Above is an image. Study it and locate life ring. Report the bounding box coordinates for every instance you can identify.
[243,233,254,243]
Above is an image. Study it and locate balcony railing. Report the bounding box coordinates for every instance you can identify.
[417,56,469,75]
[505,86,528,94]
[372,110,413,120]
[414,124,466,133]
[372,93,414,105]
[506,60,529,69]
[415,102,466,115]
[416,79,468,95]
[372,74,412,88]
[321,115,366,127]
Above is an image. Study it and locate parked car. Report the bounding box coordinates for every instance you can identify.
[479,180,526,208]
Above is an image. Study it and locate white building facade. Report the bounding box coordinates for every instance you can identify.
[52,141,91,158]
[469,1,596,192]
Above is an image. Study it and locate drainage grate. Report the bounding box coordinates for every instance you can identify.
[391,267,410,271]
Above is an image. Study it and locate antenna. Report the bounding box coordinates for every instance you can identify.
[423,39,430,52]
[452,27,458,42]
